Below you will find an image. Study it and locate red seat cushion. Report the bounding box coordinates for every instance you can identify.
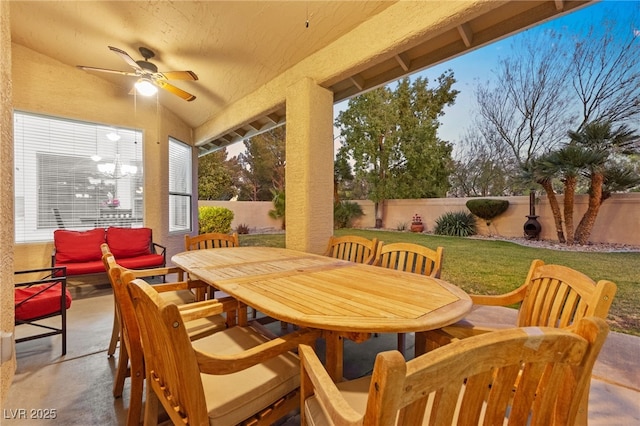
[15,285,72,321]
[117,254,165,269]
[58,260,107,276]
[54,228,106,263]
[106,227,152,258]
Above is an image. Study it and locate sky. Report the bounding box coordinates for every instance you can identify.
[396,0,640,152]
[227,0,639,159]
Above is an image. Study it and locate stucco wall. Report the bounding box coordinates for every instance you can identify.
[9,43,195,268]
[207,193,640,246]
[199,200,283,232]
[1,0,15,404]
[5,42,194,393]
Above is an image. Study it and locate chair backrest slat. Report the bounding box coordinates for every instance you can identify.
[185,232,239,251]
[324,235,381,265]
[517,261,616,328]
[374,242,443,279]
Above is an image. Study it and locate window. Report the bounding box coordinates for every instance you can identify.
[168,137,192,232]
[14,111,143,242]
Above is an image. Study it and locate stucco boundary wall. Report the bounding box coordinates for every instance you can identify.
[204,193,640,245]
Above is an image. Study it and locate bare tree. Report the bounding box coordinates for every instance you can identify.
[571,16,640,130]
[474,5,640,168]
[475,32,573,169]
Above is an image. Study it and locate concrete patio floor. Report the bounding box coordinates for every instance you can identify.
[4,286,639,425]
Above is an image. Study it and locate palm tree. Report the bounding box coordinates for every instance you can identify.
[542,145,607,244]
[568,121,640,245]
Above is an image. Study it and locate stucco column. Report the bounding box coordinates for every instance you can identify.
[285,78,333,253]
[0,0,16,401]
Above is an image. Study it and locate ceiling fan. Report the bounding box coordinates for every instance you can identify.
[77,46,198,101]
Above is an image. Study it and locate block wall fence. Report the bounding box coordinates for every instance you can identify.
[202,192,640,245]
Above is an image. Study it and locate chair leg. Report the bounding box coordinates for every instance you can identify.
[143,383,159,426]
[113,339,129,398]
[397,333,406,357]
[127,371,144,426]
[108,304,120,356]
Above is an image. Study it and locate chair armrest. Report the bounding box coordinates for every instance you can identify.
[298,344,362,424]
[149,278,207,294]
[15,266,67,287]
[130,265,184,279]
[195,327,321,375]
[470,284,528,307]
[178,297,239,322]
[151,242,166,264]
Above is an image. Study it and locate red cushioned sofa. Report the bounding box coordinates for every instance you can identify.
[52,227,166,276]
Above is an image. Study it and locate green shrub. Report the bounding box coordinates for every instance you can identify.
[465,199,509,224]
[434,211,477,237]
[236,223,250,234]
[334,201,364,229]
[268,189,286,230]
[198,206,234,234]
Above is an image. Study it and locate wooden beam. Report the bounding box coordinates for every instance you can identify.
[232,128,247,138]
[349,74,365,91]
[394,53,410,72]
[247,121,262,131]
[457,23,473,48]
[266,113,281,124]
[554,0,565,11]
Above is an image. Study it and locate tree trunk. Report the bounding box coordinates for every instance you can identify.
[575,172,604,245]
[564,176,577,245]
[538,179,566,243]
[374,201,382,229]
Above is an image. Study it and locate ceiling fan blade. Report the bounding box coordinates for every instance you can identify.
[155,80,196,102]
[161,71,199,81]
[108,46,144,72]
[76,65,138,77]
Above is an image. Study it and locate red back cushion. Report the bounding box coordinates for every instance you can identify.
[106,227,152,258]
[54,228,106,263]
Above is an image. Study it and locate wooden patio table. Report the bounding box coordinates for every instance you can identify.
[172,246,471,381]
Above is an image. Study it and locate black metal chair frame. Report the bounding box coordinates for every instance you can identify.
[14,266,69,355]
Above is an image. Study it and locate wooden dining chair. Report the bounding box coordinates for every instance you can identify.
[324,235,381,265]
[184,231,240,250]
[300,316,609,426]
[424,258,617,425]
[101,243,201,357]
[373,242,444,355]
[126,272,321,426]
[103,254,238,426]
[185,231,240,300]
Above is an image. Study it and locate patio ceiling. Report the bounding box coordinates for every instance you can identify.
[9,1,592,156]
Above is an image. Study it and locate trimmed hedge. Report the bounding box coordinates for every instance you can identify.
[198,206,234,234]
[466,199,509,222]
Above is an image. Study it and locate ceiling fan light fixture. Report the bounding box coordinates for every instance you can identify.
[135,78,158,96]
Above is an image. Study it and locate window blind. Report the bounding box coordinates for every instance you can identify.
[14,111,143,242]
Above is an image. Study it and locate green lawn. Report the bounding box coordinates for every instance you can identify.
[239,229,640,336]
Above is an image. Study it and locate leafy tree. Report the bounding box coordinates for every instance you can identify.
[197,148,241,200]
[333,156,354,204]
[237,127,286,201]
[268,188,286,230]
[335,74,458,227]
